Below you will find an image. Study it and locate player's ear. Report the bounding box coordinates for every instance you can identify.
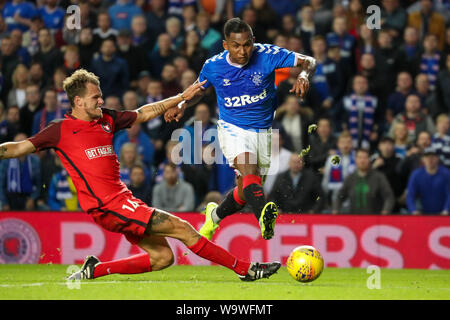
[222,39,228,51]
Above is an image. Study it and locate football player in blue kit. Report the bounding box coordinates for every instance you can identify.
[165,18,316,240]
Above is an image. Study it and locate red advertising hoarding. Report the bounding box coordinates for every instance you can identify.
[0,212,449,269]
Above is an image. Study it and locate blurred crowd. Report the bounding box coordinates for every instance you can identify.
[0,0,449,215]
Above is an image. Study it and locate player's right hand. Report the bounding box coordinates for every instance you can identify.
[164,105,185,122]
[181,79,207,101]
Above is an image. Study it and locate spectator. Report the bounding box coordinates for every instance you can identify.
[22,16,44,57]
[355,24,376,70]
[333,148,395,215]
[310,0,333,37]
[160,63,182,98]
[168,0,196,18]
[322,131,356,211]
[33,28,64,77]
[0,36,21,101]
[269,154,324,213]
[264,130,292,195]
[371,136,404,212]
[10,29,31,66]
[118,142,150,186]
[310,35,345,115]
[130,14,152,53]
[108,0,143,31]
[274,95,310,153]
[165,16,184,51]
[104,95,122,112]
[308,117,337,173]
[152,162,195,212]
[373,29,406,94]
[326,16,356,69]
[346,0,365,38]
[388,94,435,144]
[418,33,442,90]
[89,38,129,98]
[386,71,415,123]
[380,0,407,41]
[116,28,149,86]
[182,4,197,33]
[196,191,222,212]
[414,73,435,117]
[60,44,78,72]
[154,140,184,184]
[148,33,176,79]
[128,164,153,206]
[359,53,386,104]
[195,11,221,53]
[295,5,318,56]
[0,132,41,211]
[0,105,23,143]
[398,130,432,190]
[249,0,279,37]
[93,11,119,50]
[145,0,169,47]
[183,103,217,165]
[173,56,190,78]
[7,64,29,109]
[19,84,43,137]
[340,74,378,149]
[122,90,139,111]
[435,54,450,116]
[408,0,445,50]
[431,114,450,168]
[406,146,450,215]
[31,88,62,135]
[179,30,209,74]
[28,61,47,90]
[78,28,96,69]
[51,67,70,110]
[241,6,269,45]
[399,26,422,76]
[280,14,296,38]
[48,156,79,211]
[391,122,409,159]
[136,70,151,105]
[114,122,155,168]
[38,0,65,33]
[2,0,37,32]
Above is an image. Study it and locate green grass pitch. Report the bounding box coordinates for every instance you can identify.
[0,265,449,300]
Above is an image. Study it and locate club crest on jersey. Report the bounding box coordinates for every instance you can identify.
[101,122,112,133]
[223,79,231,86]
[250,72,263,86]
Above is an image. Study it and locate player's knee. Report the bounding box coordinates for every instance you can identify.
[161,247,175,269]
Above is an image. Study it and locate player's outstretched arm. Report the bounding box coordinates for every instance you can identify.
[135,80,206,124]
[290,54,317,99]
[0,140,36,160]
[164,79,206,123]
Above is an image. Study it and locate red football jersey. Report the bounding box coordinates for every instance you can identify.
[28,108,137,212]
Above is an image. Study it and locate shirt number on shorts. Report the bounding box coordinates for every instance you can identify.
[122,199,139,212]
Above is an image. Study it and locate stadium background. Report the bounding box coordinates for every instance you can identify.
[0,0,449,270]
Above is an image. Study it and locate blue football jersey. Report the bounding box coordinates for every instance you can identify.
[199,43,297,130]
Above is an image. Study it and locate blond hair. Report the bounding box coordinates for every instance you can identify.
[63,69,100,108]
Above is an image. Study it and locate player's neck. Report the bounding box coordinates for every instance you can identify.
[71,109,95,122]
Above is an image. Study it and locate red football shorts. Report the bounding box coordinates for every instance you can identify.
[88,191,155,245]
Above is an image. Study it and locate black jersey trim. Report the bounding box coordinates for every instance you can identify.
[97,209,148,228]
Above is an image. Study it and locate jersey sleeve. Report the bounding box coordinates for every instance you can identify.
[259,44,297,70]
[112,110,137,132]
[28,120,62,152]
[198,63,213,89]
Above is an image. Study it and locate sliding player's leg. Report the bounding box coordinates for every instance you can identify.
[147,209,280,281]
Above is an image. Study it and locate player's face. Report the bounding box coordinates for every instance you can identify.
[81,83,104,120]
[224,31,254,65]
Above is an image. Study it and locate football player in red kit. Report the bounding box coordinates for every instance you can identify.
[0,69,280,281]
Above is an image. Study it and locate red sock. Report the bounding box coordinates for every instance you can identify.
[188,236,250,276]
[93,253,151,278]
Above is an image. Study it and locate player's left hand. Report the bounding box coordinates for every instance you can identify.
[181,79,207,101]
[289,76,309,100]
